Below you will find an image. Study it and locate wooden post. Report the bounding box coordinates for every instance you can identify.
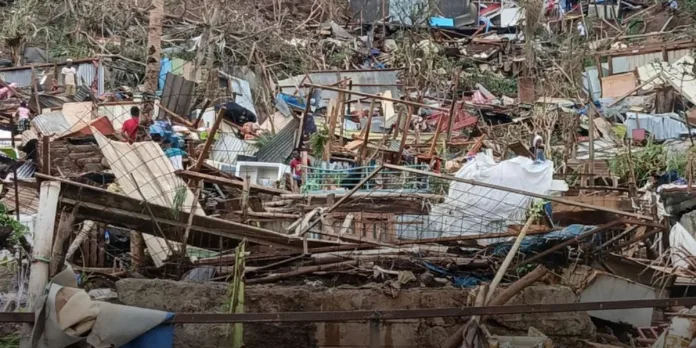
[194,99,212,128]
[142,0,164,122]
[359,99,377,165]
[130,230,145,272]
[31,65,41,115]
[396,106,413,165]
[181,181,203,253]
[588,105,596,178]
[192,107,226,172]
[296,88,315,150]
[20,181,60,348]
[428,110,446,157]
[49,207,76,277]
[241,175,251,222]
[446,70,460,143]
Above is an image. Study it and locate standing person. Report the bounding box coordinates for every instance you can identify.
[61,59,77,97]
[289,151,311,187]
[577,21,587,38]
[121,106,140,144]
[529,135,546,162]
[16,101,31,133]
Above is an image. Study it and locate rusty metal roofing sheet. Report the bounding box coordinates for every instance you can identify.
[277,70,401,102]
[0,184,39,214]
[31,112,70,137]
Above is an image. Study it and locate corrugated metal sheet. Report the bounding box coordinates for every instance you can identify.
[94,131,205,214]
[158,73,195,119]
[210,133,257,165]
[0,61,104,94]
[638,55,696,103]
[0,69,32,87]
[0,185,39,214]
[277,70,400,102]
[254,118,299,163]
[31,112,70,137]
[611,49,691,74]
[6,162,37,180]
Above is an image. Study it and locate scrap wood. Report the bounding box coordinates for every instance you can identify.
[158,103,194,127]
[246,259,358,285]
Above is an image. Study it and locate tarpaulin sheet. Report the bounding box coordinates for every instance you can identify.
[669,222,696,269]
[427,154,554,244]
[625,112,692,140]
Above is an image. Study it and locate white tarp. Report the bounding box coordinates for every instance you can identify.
[427,154,554,242]
[669,223,696,269]
[625,112,692,140]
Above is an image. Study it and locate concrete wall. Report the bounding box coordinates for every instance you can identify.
[116,280,596,348]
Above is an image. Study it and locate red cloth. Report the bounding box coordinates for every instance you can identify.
[122,118,139,143]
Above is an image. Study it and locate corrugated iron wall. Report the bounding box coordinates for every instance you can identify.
[0,61,104,95]
[611,49,691,74]
[278,70,400,101]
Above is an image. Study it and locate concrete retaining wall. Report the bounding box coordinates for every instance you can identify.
[116,280,596,348]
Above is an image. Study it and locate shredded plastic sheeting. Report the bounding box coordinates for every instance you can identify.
[426,154,555,244]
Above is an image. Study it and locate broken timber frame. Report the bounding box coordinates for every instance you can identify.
[35,173,331,251]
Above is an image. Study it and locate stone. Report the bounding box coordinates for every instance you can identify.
[488,285,596,346]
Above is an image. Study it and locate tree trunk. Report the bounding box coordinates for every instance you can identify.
[194,3,222,98]
[142,0,164,124]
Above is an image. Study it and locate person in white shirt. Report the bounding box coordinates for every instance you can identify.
[577,22,586,38]
[61,59,77,97]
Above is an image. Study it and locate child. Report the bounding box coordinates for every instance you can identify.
[16,101,31,133]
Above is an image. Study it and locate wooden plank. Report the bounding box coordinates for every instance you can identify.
[518,77,535,103]
[601,72,637,98]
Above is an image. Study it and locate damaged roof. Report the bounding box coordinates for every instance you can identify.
[254,118,299,164]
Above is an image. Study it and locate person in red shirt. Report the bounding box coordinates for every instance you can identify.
[290,151,311,187]
[121,106,140,143]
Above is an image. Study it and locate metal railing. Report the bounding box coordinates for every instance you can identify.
[302,164,431,193]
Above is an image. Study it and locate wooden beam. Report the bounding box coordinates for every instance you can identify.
[396,106,413,165]
[159,103,194,127]
[296,88,315,149]
[194,99,212,128]
[382,164,654,220]
[445,71,460,143]
[359,98,376,164]
[35,173,319,250]
[192,107,225,172]
[176,170,290,195]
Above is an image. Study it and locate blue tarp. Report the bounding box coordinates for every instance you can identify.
[493,224,597,256]
[422,262,484,288]
[122,313,175,348]
[158,57,172,92]
[430,17,455,28]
